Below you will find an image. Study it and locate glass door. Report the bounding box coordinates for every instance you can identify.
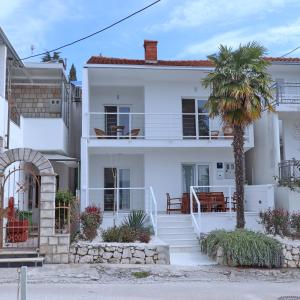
[105,106,117,137]
[182,165,195,193]
[104,168,116,211]
[197,100,209,139]
[118,107,130,137]
[197,165,210,192]
[182,99,196,139]
[118,169,130,211]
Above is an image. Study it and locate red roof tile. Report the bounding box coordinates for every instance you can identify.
[87,56,300,67]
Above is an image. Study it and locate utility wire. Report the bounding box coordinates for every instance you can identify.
[20,0,161,61]
[280,46,300,57]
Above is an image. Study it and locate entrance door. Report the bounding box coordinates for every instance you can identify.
[197,165,210,192]
[182,164,210,192]
[104,168,130,211]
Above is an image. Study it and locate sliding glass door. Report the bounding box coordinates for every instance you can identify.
[104,168,130,211]
[182,164,210,193]
[182,99,209,139]
[104,106,130,137]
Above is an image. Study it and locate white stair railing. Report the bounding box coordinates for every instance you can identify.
[149,186,158,236]
[190,186,201,237]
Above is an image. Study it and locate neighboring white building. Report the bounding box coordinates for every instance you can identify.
[81,40,274,244]
[246,59,300,212]
[0,27,81,194]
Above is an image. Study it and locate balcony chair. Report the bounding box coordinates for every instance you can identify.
[210,130,219,139]
[125,128,140,139]
[94,128,106,139]
[166,193,182,214]
[6,197,29,243]
[223,125,234,139]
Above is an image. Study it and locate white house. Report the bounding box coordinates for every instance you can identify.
[81,40,274,251]
[246,58,300,212]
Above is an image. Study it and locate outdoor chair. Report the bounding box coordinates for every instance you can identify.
[94,128,106,139]
[223,125,234,139]
[166,193,182,214]
[125,128,140,139]
[210,130,219,139]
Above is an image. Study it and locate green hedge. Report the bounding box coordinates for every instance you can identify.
[201,230,283,268]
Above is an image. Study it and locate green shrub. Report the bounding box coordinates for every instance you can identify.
[201,230,283,268]
[259,209,290,236]
[122,210,147,231]
[80,206,103,241]
[102,225,136,243]
[132,271,151,278]
[55,190,74,206]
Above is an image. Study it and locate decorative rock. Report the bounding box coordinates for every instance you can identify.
[292,247,300,255]
[131,258,145,264]
[145,249,155,257]
[145,257,154,264]
[122,248,132,259]
[121,258,130,264]
[133,250,145,259]
[113,251,122,259]
[102,252,113,260]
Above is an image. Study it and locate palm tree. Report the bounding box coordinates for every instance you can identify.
[202,42,274,228]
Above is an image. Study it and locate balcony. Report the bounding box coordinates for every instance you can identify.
[86,112,253,148]
[275,82,300,105]
[278,159,300,188]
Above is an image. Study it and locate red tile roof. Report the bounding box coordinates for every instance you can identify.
[87,56,300,67]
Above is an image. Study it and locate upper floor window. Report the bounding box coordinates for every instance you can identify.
[182,99,209,139]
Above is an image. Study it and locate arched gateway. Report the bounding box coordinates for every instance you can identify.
[0,148,70,263]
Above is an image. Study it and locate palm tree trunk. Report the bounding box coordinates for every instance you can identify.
[232,125,245,229]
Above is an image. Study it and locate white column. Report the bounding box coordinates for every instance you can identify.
[82,68,90,138]
[0,44,7,98]
[272,112,281,178]
[80,138,89,211]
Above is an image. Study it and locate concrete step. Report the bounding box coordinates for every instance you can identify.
[0,251,39,259]
[158,233,197,240]
[158,215,191,220]
[158,227,195,234]
[163,238,199,246]
[0,257,44,268]
[157,220,192,227]
[170,245,201,253]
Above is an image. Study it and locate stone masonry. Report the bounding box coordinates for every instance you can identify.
[0,148,70,264]
[11,85,62,118]
[70,242,170,265]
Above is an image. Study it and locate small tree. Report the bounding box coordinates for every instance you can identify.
[41,51,52,62]
[69,63,77,81]
[203,42,274,228]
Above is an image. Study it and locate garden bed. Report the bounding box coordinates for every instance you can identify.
[69,240,170,265]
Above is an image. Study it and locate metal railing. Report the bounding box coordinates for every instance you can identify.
[55,200,70,234]
[190,186,201,237]
[190,185,236,236]
[88,112,251,140]
[149,186,158,236]
[87,186,157,231]
[278,159,300,187]
[275,82,300,104]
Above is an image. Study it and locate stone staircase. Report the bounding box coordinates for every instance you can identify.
[157,214,200,253]
[0,250,44,268]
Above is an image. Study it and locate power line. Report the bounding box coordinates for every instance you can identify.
[280,46,300,57]
[20,0,161,61]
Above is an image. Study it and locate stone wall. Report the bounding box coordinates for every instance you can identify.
[69,242,170,265]
[275,236,300,268]
[12,84,62,118]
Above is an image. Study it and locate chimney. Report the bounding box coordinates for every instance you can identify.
[144,40,158,63]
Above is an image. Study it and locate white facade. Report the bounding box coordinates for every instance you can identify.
[80,43,276,237]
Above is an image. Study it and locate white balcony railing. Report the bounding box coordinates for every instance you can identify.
[87,186,157,235]
[87,112,251,141]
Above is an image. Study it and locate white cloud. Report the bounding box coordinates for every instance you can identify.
[149,0,299,31]
[0,0,83,58]
[179,17,300,57]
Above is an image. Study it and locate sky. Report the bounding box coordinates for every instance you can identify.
[2,0,300,80]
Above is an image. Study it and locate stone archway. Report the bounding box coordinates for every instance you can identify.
[0,148,69,263]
